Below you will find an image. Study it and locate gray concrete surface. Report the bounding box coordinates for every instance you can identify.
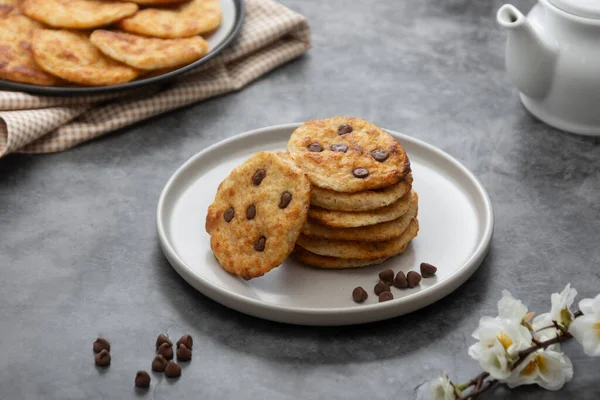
[1,0,599,398]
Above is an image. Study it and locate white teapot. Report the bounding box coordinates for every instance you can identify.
[498,0,600,136]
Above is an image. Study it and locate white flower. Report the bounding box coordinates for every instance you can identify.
[430,375,456,400]
[468,316,533,380]
[570,294,600,356]
[506,349,573,390]
[497,290,528,323]
[533,284,578,340]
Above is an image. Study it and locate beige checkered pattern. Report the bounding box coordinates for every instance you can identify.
[0,0,311,157]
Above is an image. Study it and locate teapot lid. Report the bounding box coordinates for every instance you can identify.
[550,0,600,18]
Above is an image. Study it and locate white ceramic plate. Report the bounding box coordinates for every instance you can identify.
[157,124,494,326]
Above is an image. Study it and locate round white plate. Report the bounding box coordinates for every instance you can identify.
[157,124,494,326]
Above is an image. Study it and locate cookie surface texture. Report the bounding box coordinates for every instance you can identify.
[32,29,139,86]
[293,246,400,269]
[118,0,222,39]
[22,0,138,29]
[90,30,209,70]
[205,152,311,280]
[0,0,22,18]
[287,117,411,192]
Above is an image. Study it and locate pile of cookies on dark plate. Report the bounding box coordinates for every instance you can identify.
[206,117,422,296]
[0,0,220,87]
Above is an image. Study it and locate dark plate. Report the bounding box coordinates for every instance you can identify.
[0,0,245,96]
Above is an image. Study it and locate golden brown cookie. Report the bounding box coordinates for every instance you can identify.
[118,0,221,39]
[308,190,415,228]
[0,0,22,18]
[22,0,138,29]
[311,173,413,211]
[90,30,209,70]
[123,0,186,4]
[296,218,418,260]
[32,29,140,86]
[293,246,393,269]
[206,152,311,280]
[0,16,60,86]
[287,117,411,193]
[303,192,418,242]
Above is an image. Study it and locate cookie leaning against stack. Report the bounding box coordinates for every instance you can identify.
[287,117,419,268]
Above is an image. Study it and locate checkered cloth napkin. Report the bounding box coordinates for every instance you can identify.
[0,0,310,158]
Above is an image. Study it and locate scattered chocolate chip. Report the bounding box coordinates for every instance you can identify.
[252,169,266,186]
[135,371,151,388]
[374,282,390,296]
[279,192,292,209]
[165,361,181,378]
[330,144,348,153]
[420,263,438,278]
[223,207,234,223]
[93,338,110,353]
[308,143,323,152]
[352,168,369,179]
[157,342,173,360]
[393,271,408,289]
[95,349,111,367]
[379,292,393,302]
[338,124,353,135]
[407,271,422,288]
[352,286,368,303]
[246,205,256,220]
[156,334,172,350]
[152,355,168,372]
[177,344,192,362]
[371,149,389,162]
[177,334,193,349]
[254,236,266,252]
[378,269,394,286]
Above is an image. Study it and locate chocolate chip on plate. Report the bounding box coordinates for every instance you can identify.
[330,144,348,153]
[157,342,173,360]
[252,169,266,186]
[371,149,389,162]
[379,292,393,302]
[156,334,172,350]
[254,236,266,252]
[152,355,168,372]
[176,334,193,349]
[93,338,110,353]
[374,282,390,296]
[378,269,394,286]
[177,344,192,362]
[308,143,323,152]
[279,192,292,209]
[352,286,368,303]
[393,271,408,289]
[95,349,111,367]
[165,361,181,378]
[223,207,234,223]
[406,271,422,288]
[420,263,438,278]
[352,168,369,179]
[135,371,151,388]
[338,124,353,135]
[246,205,256,220]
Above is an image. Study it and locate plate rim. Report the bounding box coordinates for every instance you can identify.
[156,123,494,325]
[0,0,245,96]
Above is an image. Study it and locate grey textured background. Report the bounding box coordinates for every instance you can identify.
[1,0,599,399]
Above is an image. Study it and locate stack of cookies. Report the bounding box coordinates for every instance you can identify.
[287,117,419,269]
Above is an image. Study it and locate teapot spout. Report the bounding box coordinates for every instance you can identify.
[497,4,558,99]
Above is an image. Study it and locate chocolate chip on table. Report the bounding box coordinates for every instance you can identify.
[379,292,393,302]
[330,144,348,153]
[95,349,111,367]
[352,286,368,303]
[152,355,168,372]
[93,338,110,353]
[308,143,323,152]
[406,271,422,288]
[177,344,192,362]
[352,168,369,179]
[378,269,394,286]
[393,271,408,289]
[252,169,266,186]
[338,124,353,135]
[157,342,173,360]
[177,334,193,349]
[371,149,389,162]
[246,205,256,220]
[156,334,172,350]
[135,371,151,388]
[164,361,181,378]
[254,236,266,252]
[223,207,234,223]
[420,263,438,278]
[374,282,390,296]
[279,192,292,209]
